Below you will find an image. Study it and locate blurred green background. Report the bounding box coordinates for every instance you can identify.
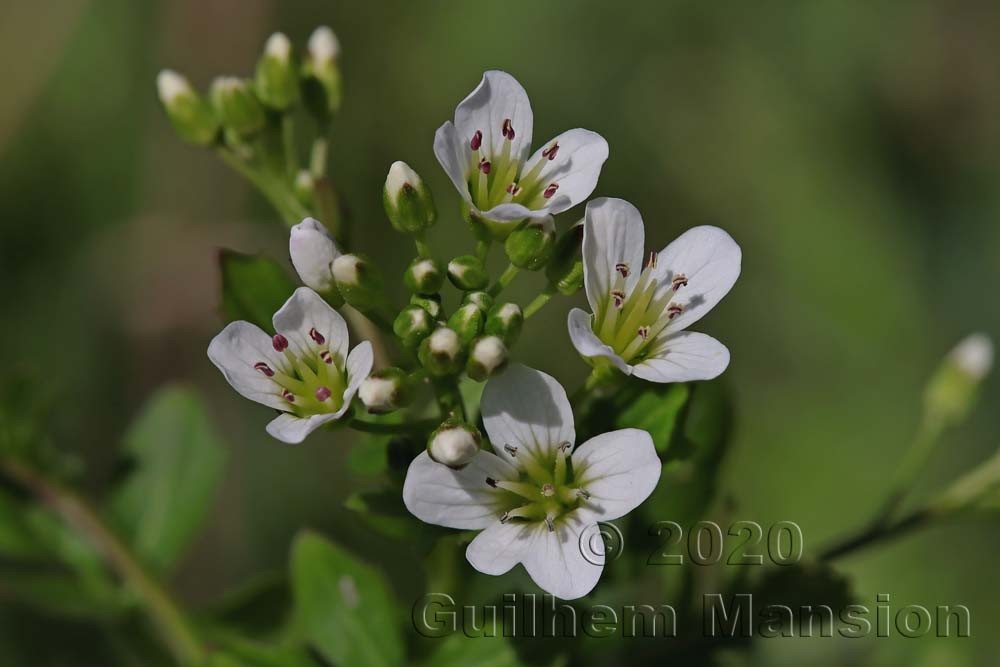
[1,0,998,664]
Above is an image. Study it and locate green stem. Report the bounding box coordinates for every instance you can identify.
[216,148,309,226]
[870,414,945,528]
[569,366,616,406]
[414,231,433,260]
[0,459,205,665]
[281,114,298,182]
[488,264,520,297]
[819,507,933,562]
[433,378,467,421]
[348,417,440,435]
[475,239,491,263]
[524,287,557,319]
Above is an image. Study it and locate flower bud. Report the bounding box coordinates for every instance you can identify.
[393,306,433,350]
[925,333,994,426]
[157,70,219,146]
[294,170,316,208]
[447,255,488,291]
[410,293,443,320]
[505,216,555,270]
[302,26,343,117]
[289,218,342,299]
[255,32,299,110]
[484,303,524,347]
[210,77,266,137]
[545,222,585,295]
[463,291,494,313]
[427,419,482,469]
[383,161,436,234]
[447,303,485,344]
[418,327,466,376]
[332,253,384,311]
[403,258,444,295]
[359,367,410,414]
[466,336,508,382]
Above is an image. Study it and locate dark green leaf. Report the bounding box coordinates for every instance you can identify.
[205,635,319,667]
[204,572,293,640]
[424,633,523,667]
[109,386,227,574]
[615,383,690,454]
[291,530,404,667]
[219,250,297,330]
[347,436,390,477]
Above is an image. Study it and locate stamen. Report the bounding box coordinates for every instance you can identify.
[541,483,555,497]
[502,118,515,140]
[478,158,491,175]
[637,326,650,340]
[500,511,511,524]
[558,441,571,452]
[315,386,332,401]
[611,290,626,309]
[470,130,482,150]
[543,183,559,199]
[505,182,522,196]
[671,273,688,290]
[577,489,591,499]
[254,362,275,377]
[309,327,325,344]
[667,303,684,320]
[281,389,296,403]
[272,334,289,352]
[615,263,631,279]
[646,251,658,269]
[503,444,518,457]
[545,516,555,533]
[319,350,333,364]
[486,477,498,488]
[542,142,559,160]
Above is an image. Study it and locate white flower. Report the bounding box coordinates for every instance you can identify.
[289,218,342,294]
[208,287,372,444]
[568,198,741,383]
[402,365,660,599]
[949,333,993,381]
[434,71,609,238]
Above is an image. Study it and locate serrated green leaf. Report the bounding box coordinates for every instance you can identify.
[291,530,404,667]
[109,386,227,574]
[424,633,523,667]
[219,250,297,329]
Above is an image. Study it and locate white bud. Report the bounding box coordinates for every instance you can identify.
[428,423,481,469]
[950,333,993,381]
[332,254,361,286]
[428,327,461,357]
[472,336,506,373]
[265,32,292,61]
[290,218,341,294]
[358,369,409,413]
[308,26,340,63]
[385,161,420,200]
[157,69,191,104]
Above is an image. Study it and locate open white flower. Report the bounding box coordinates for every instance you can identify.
[568,198,741,383]
[434,71,609,238]
[402,364,659,599]
[208,287,372,444]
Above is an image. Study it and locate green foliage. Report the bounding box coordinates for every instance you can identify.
[423,633,524,667]
[291,530,405,667]
[109,386,227,574]
[219,250,298,330]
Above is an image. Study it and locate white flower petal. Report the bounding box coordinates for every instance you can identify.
[481,364,576,466]
[631,331,730,383]
[523,129,609,215]
[432,121,473,205]
[465,520,535,576]
[289,218,341,293]
[583,198,645,315]
[207,321,286,410]
[342,341,374,406]
[454,70,533,166]
[272,287,349,363]
[477,201,541,222]
[573,429,661,523]
[402,451,518,530]
[567,308,631,375]
[654,225,741,332]
[265,412,339,444]
[521,513,603,600]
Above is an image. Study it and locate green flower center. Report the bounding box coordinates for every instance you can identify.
[254,330,347,417]
[464,121,559,212]
[488,442,590,531]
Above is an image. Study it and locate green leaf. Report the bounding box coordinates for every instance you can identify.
[424,633,523,667]
[109,386,227,574]
[291,530,404,667]
[347,436,390,477]
[203,572,293,640]
[219,250,297,330]
[0,570,122,619]
[344,487,428,541]
[205,636,319,667]
[615,383,690,454]
[0,491,47,558]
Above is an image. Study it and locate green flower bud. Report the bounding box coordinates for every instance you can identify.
[925,333,993,426]
[393,306,433,350]
[447,303,485,344]
[403,257,444,295]
[359,367,410,414]
[484,302,524,347]
[466,336,509,382]
[427,419,482,469]
[410,293,443,320]
[447,255,488,291]
[210,77,266,138]
[463,291,494,312]
[255,32,299,110]
[383,161,436,234]
[418,327,466,376]
[294,170,316,208]
[505,216,555,270]
[156,70,219,146]
[302,26,343,118]
[545,222,585,295]
[332,253,384,311]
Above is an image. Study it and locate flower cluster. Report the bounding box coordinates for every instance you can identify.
[163,36,741,599]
